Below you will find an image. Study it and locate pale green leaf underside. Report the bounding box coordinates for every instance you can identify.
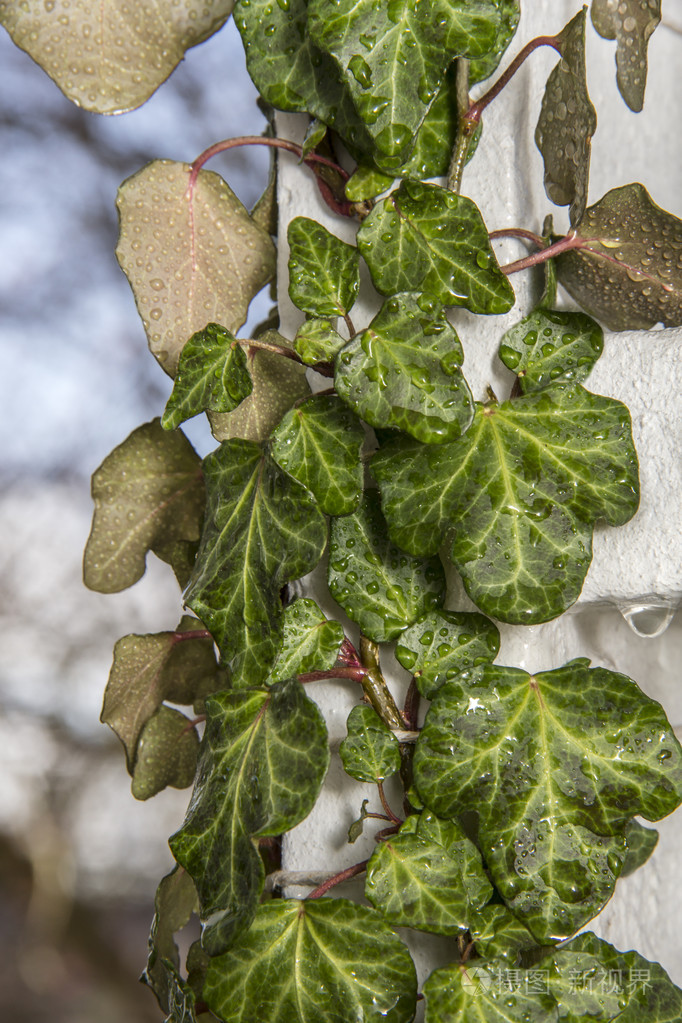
[294,318,346,365]
[621,819,659,877]
[162,323,252,430]
[131,706,199,800]
[591,0,661,112]
[287,217,360,317]
[468,0,521,85]
[266,598,344,684]
[499,308,603,393]
[340,704,401,783]
[143,866,198,1015]
[395,609,499,699]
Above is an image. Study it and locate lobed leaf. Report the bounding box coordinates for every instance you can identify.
[423,959,557,1023]
[499,307,603,393]
[116,161,275,376]
[143,866,198,1014]
[621,819,659,877]
[339,704,401,784]
[169,680,329,955]
[468,0,521,85]
[395,609,499,699]
[591,0,661,112]
[164,964,201,1023]
[287,217,360,317]
[131,706,200,801]
[345,165,395,202]
[84,420,204,594]
[266,598,345,684]
[293,318,346,365]
[469,904,540,962]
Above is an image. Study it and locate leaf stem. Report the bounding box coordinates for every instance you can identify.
[359,636,404,731]
[171,628,213,643]
[377,781,403,825]
[489,227,545,248]
[306,859,369,899]
[238,337,308,364]
[500,233,582,274]
[447,58,473,194]
[297,667,367,685]
[343,313,356,338]
[467,34,562,125]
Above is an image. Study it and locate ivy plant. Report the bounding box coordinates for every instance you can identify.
[5,0,682,1019]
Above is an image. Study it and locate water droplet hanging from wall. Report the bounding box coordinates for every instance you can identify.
[618,602,677,639]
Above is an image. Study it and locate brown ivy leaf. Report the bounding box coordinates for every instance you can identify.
[131,706,200,801]
[116,160,276,376]
[535,8,596,226]
[591,0,661,112]
[557,183,682,330]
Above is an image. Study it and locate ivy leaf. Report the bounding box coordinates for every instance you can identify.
[186,440,327,685]
[556,183,682,330]
[251,151,278,236]
[203,898,418,1023]
[294,318,346,365]
[116,161,275,376]
[395,609,499,699]
[328,491,446,643]
[348,798,372,843]
[131,706,200,801]
[270,395,365,515]
[345,165,395,202]
[357,180,515,314]
[469,0,521,85]
[266,598,345,684]
[423,959,557,1023]
[84,420,204,594]
[365,811,492,935]
[153,539,200,591]
[535,8,596,226]
[161,324,253,431]
[307,0,501,160]
[102,616,218,772]
[169,680,330,955]
[373,383,639,625]
[499,308,603,393]
[335,293,474,444]
[209,335,310,444]
[469,904,539,962]
[621,819,659,877]
[164,964,200,1023]
[591,0,661,112]
[143,866,198,1014]
[340,705,401,784]
[413,660,682,940]
[287,217,360,317]
[0,1,234,114]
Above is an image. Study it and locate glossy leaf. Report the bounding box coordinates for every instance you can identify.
[340,704,401,784]
[0,0,234,114]
[307,0,501,160]
[169,680,329,954]
[162,324,252,430]
[395,609,499,699]
[164,964,200,1023]
[373,383,639,624]
[414,660,682,940]
[84,420,204,594]
[328,491,446,642]
[535,8,596,226]
[153,538,200,590]
[345,165,394,202]
[557,183,682,330]
[204,898,418,1023]
[251,152,278,236]
[335,293,474,444]
[287,217,360,317]
[143,866,198,1014]
[116,161,275,376]
[357,180,515,314]
[349,799,372,843]
[293,318,346,365]
[469,904,539,962]
[469,0,521,85]
[186,440,326,685]
[621,819,659,877]
[592,0,661,112]
[365,811,491,935]
[499,308,603,393]
[131,706,199,800]
[423,959,557,1023]
[266,598,344,684]
[270,395,364,515]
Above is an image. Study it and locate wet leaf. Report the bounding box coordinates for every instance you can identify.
[116,161,275,376]
[365,810,491,935]
[414,660,682,940]
[288,217,360,317]
[345,165,395,202]
[186,440,326,685]
[293,318,346,365]
[131,706,200,800]
[302,118,328,157]
[373,383,639,624]
[348,798,372,843]
[266,598,344,684]
[204,898,418,1023]
[469,904,539,962]
[0,0,234,114]
[499,308,603,393]
[84,420,204,594]
[169,680,329,955]
[251,152,278,236]
[340,704,401,783]
[621,819,659,877]
[143,866,198,1014]
[307,0,501,160]
[591,0,661,112]
[395,609,499,699]
[152,539,200,590]
[556,183,682,330]
[164,964,200,1023]
[469,0,521,85]
[535,8,596,225]
[328,491,446,643]
[335,293,474,444]
[270,395,365,515]
[423,958,557,1023]
[358,180,514,314]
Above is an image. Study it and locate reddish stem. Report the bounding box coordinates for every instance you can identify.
[188,135,348,193]
[489,227,545,248]
[172,629,213,643]
[240,336,307,365]
[374,824,402,842]
[336,638,364,669]
[181,714,206,736]
[467,34,562,124]
[402,679,420,732]
[501,233,582,275]
[297,667,367,684]
[306,859,369,899]
[377,782,403,826]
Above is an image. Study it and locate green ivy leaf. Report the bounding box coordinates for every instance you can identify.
[395,609,499,699]
[345,165,395,202]
[307,0,501,160]
[143,866,198,1014]
[413,660,682,940]
[556,183,682,330]
[302,118,328,157]
[186,440,326,685]
[266,598,345,684]
[499,308,603,393]
[348,798,372,843]
[0,0,234,114]
[335,293,474,444]
[373,383,639,624]
[203,898,418,1023]
[84,420,205,594]
[423,959,557,1023]
[287,217,360,317]
[164,964,200,1023]
[621,819,659,877]
[131,706,200,801]
[294,318,347,365]
[591,0,661,112]
[153,539,200,591]
[169,679,329,955]
[357,180,515,314]
[469,0,521,85]
[339,704,401,783]
[535,8,596,226]
[469,904,540,962]
[328,491,446,642]
[365,810,492,935]
[270,395,365,515]
[161,324,253,430]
